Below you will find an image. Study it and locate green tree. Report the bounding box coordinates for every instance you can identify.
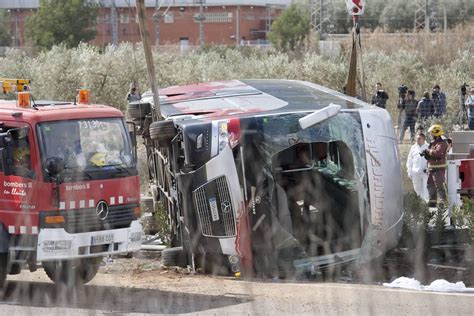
[25,0,98,49]
[0,10,12,46]
[268,4,311,51]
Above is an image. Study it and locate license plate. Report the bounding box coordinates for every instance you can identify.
[91,234,114,245]
[208,197,220,222]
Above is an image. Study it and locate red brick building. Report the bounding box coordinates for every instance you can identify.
[0,0,290,47]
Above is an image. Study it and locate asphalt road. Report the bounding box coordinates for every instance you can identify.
[0,260,473,316]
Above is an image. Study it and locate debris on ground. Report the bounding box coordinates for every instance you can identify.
[383,277,474,293]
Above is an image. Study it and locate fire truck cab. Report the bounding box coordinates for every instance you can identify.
[0,94,141,287]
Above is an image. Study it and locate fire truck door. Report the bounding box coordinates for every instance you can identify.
[0,123,39,235]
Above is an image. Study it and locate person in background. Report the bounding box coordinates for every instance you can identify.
[465,87,474,130]
[416,91,435,131]
[126,83,141,103]
[421,124,449,207]
[399,90,418,143]
[371,82,389,109]
[432,84,447,117]
[12,145,32,178]
[407,133,429,202]
[446,138,453,155]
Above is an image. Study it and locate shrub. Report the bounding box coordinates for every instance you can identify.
[0,39,471,119]
[452,197,474,243]
[401,192,433,249]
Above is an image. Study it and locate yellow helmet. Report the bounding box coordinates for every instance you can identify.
[89,152,106,167]
[13,147,30,162]
[428,124,444,137]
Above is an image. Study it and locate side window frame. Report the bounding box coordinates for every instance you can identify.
[0,122,36,179]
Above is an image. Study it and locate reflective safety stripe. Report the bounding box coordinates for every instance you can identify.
[7,226,38,235]
[428,164,447,169]
[58,197,129,210]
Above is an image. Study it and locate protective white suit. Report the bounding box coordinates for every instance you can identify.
[406,142,429,201]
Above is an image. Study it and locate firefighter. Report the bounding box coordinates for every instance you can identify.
[12,145,31,178]
[421,124,449,207]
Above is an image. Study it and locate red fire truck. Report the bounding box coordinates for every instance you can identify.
[447,131,474,213]
[0,90,142,287]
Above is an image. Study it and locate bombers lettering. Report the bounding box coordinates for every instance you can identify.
[3,181,28,189]
[65,183,90,191]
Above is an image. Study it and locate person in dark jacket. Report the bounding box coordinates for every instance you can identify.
[416,91,435,131]
[399,90,418,143]
[371,82,389,108]
[126,83,141,103]
[432,84,447,117]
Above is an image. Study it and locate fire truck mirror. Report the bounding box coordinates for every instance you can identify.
[45,156,65,178]
[0,140,13,176]
[127,121,137,163]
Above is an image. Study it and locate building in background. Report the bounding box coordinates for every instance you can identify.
[0,0,290,48]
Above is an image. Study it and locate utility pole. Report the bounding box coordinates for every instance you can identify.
[236,5,240,46]
[414,0,428,32]
[136,0,162,120]
[196,0,206,48]
[425,0,429,33]
[443,2,447,35]
[153,0,161,46]
[310,0,332,39]
[14,10,19,46]
[111,0,119,45]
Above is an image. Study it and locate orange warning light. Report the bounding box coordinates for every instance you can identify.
[17,91,31,108]
[78,89,90,105]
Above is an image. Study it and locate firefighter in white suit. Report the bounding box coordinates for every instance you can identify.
[406,133,429,202]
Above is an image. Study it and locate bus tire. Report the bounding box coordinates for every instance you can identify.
[161,247,187,268]
[149,120,176,146]
[128,102,151,120]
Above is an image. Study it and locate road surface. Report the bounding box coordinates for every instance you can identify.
[0,258,473,315]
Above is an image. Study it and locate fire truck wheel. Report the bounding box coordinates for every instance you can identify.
[161,247,187,267]
[149,120,176,146]
[43,257,102,287]
[0,253,7,288]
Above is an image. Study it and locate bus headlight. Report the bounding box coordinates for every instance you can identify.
[218,121,229,152]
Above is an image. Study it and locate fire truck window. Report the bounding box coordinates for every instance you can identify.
[39,118,133,171]
[1,127,33,178]
[12,138,33,178]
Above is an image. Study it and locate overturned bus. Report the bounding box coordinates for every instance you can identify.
[130,79,403,278]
